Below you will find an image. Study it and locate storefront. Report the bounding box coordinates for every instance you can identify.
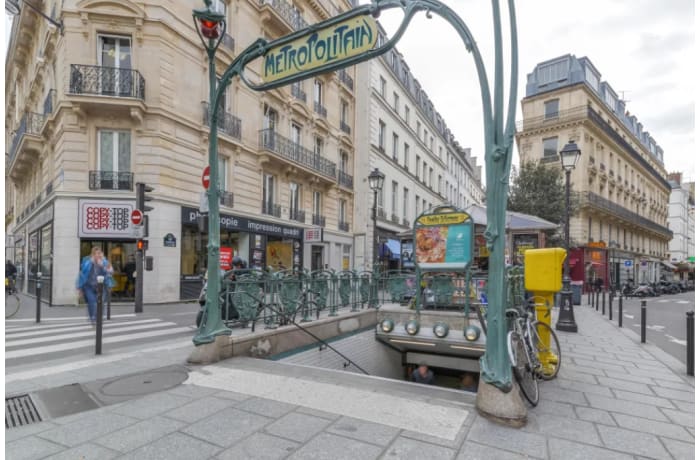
[180,207,303,299]
[23,204,54,303]
[78,199,139,301]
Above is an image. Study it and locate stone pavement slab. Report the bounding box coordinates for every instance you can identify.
[215,432,300,460]
[181,407,272,448]
[5,436,66,460]
[286,432,383,460]
[326,416,400,446]
[263,412,332,443]
[116,431,222,460]
[380,436,456,460]
[92,415,186,453]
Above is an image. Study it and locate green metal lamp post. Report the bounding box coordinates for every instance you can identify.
[192,0,231,345]
[368,168,385,272]
[555,140,581,333]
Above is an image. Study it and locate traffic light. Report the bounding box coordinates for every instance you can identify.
[136,239,148,252]
[136,182,154,212]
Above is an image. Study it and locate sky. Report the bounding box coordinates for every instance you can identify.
[5,1,696,183]
[367,0,696,183]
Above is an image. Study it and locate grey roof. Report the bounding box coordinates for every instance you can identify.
[465,205,559,231]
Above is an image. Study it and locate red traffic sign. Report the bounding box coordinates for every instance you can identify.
[202,165,210,190]
[131,209,144,226]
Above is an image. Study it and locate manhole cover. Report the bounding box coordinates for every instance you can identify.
[99,368,188,398]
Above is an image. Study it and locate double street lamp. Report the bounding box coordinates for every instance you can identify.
[556,140,581,333]
[368,168,385,272]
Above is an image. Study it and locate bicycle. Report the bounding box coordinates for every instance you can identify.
[505,300,561,406]
[5,277,21,318]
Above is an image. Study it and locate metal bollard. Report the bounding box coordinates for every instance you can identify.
[588,288,592,306]
[35,271,43,323]
[609,291,613,320]
[602,290,606,315]
[595,291,600,311]
[687,311,694,376]
[641,300,647,344]
[107,289,111,320]
[618,295,623,327]
[96,276,104,355]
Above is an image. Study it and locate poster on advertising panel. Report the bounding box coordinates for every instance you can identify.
[414,207,473,270]
[220,247,233,270]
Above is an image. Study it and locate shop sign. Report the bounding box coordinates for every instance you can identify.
[79,200,135,239]
[624,260,633,267]
[182,207,302,239]
[27,204,54,233]
[588,241,607,248]
[164,233,177,248]
[304,227,323,243]
[220,247,233,270]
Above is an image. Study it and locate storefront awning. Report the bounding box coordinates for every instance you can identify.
[661,261,677,271]
[380,239,401,260]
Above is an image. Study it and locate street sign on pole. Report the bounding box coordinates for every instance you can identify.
[202,165,210,190]
[131,209,144,226]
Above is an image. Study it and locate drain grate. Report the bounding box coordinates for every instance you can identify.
[6,394,42,429]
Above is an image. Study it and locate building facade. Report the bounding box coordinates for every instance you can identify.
[5,0,358,305]
[516,54,673,288]
[354,27,482,271]
[667,173,695,281]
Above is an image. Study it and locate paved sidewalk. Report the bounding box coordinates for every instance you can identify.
[5,304,695,459]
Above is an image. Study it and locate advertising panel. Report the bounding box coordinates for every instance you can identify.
[414,209,473,270]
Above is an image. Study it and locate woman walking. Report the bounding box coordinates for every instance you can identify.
[77,247,113,324]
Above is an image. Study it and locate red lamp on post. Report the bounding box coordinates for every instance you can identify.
[193,1,226,51]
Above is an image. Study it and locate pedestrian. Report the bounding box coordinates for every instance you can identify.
[76,247,111,325]
[411,362,435,384]
[5,260,17,293]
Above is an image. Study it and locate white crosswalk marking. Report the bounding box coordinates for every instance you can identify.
[6,322,179,347]
[4,319,161,337]
[5,313,136,323]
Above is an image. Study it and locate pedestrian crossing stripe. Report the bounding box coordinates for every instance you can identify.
[5,319,162,337]
[5,313,137,323]
[5,321,179,348]
[5,327,194,360]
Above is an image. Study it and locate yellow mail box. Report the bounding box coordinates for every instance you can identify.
[524,248,566,292]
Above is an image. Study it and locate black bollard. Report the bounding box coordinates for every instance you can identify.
[107,289,111,320]
[595,291,600,311]
[588,287,592,306]
[35,271,43,323]
[96,278,104,355]
[602,290,606,315]
[618,295,623,327]
[609,291,613,320]
[687,311,694,376]
[641,300,647,344]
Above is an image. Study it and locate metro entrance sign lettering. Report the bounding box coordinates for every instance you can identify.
[262,16,378,85]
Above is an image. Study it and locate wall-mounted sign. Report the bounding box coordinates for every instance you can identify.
[164,233,177,248]
[79,200,136,239]
[304,227,323,243]
[182,207,302,239]
[262,15,378,85]
[588,241,607,249]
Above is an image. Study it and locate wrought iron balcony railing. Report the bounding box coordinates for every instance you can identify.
[89,171,134,191]
[339,221,350,232]
[337,69,354,90]
[219,191,234,207]
[391,214,399,224]
[203,102,242,140]
[377,208,386,219]
[402,218,410,227]
[541,155,559,164]
[312,214,326,227]
[262,201,282,218]
[581,191,673,239]
[340,121,351,135]
[259,0,308,31]
[314,102,327,118]
[259,129,337,179]
[338,171,353,189]
[291,83,307,103]
[290,208,306,223]
[43,89,56,115]
[69,64,145,100]
[9,112,46,164]
[516,106,588,131]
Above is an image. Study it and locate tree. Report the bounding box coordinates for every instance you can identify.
[507,161,574,247]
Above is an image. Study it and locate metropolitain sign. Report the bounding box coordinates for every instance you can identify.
[262,15,378,85]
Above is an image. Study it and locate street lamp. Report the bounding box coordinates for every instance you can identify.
[368,168,385,272]
[192,1,231,346]
[556,140,581,332]
[5,0,64,33]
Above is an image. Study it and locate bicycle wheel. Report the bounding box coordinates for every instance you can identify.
[5,293,20,318]
[531,321,561,380]
[508,331,539,406]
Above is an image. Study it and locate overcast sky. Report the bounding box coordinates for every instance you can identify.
[369,0,696,184]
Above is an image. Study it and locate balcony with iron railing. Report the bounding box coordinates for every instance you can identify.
[541,155,559,164]
[259,0,308,32]
[337,69,354,91]
[314,101,327,118]
[338,170,353,189]
[203,102,242,141]
[69,64,145,100]
[580,191,673,239]
[291,83,306,103]
[340,121,351,135]
[377,208,387,220]
[220,191,234,208]
[290,208,306,223]
[403,218,410,227]
[262,201,282,218]
[391,214,399,224]
[89,171,134,191]
[339,221,350,232]
[516,106,589,132]
[312,214,326,227]
[259,129,337,180]
[7,112,47,179]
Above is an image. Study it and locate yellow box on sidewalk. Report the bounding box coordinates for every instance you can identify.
[524,248,566,292]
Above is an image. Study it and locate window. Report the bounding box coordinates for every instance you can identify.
[423,162,427,182]
[340,100,348,124]
[393,92,399,111]
[314,136,323,156]
[392,133,399,160]
[429,136,434,152]
[439,146,443,161]
[604,88,616,109]
[290,182,301,214]
[422,199,427,211]
[378,120,386,151]
[404,105,410,123]
[415,155,420,176]
[379,76,386,98]
[263,104,278,131]
[543,137,558,157]
[98,130,131,174]
[291,123,302,145]
[544,99,559,119]
[438,175,442,195]
[416,120,421,135]
[391,181,398,216]
[403,188,409,219]
[339,199,347,223]
[584,65,599,89]
[415,195,420,217]
[263,173,275,208]
[536,59,568,85]
[429,167,433,188]
[423,129,428,144]
[98,35,132,95]
[377,184,384,210]
[313,79,323,105]
[340,151,348,174]
[404,143,410,168]
[313,190,322,216]
[218,157,228,191]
